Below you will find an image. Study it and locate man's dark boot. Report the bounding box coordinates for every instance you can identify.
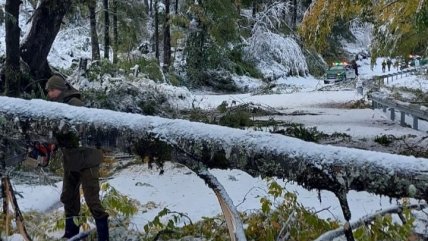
[62,217,80,238]
[95,216,109,241]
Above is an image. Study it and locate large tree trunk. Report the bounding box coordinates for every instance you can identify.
[103,0,110,60]
[154,0,160,61]
[4,0,22,97]
[112,0,118,64]
[175,0,178,14]
[1,96,428,206]
[20,0,72,85]
[163,0,171,72]
[252,0,256,17]
[88,0,100,61]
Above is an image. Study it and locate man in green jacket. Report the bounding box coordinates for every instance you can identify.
[45,74,109,241]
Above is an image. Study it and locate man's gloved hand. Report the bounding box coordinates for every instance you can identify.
[28,142,57,167]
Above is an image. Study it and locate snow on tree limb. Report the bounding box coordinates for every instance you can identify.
[1,97,428,204]
[244,2,308,78]
[314,203,428,241]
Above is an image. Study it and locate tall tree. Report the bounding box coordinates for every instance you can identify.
[175,0,178,14]
[252,0,257,17]
[4,0,22,97]
[144,0,149,14]
[20,0,73,87]
[88,0,100,60]
[103,0,110,59]
[163,0,171,72]
[154,0,160,61]
[112,0,118,64]
[291,0,297,29]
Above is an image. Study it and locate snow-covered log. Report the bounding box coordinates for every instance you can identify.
[1,97,428,207]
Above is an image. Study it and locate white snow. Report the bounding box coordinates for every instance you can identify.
[1,2,428,240]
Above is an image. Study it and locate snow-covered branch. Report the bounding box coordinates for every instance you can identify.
[244,2,308,78]
[1,97,428,206]
[314,203,428,241]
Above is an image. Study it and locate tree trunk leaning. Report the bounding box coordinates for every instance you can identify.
[20,0,73,87]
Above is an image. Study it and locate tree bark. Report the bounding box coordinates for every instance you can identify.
[252,0,257,17]
[292,0,297,29]
[197,170,247,241]
[1,96,428,206]
[163,0,171,72]
[103,0,110,59]
[154,0,160,62]
[20,0,72,85]
[4,0,22,97]
[88,0,100,61]
[112,0,118,64]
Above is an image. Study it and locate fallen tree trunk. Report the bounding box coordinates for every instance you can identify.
[1,96,428,208]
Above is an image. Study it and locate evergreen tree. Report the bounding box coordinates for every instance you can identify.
[112,0,119,64]
[163,0,171,72]
[88,0,100,60]
[103,0,110,59]
[4,0,22,97]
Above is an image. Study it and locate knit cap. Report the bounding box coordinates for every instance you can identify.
[45,75,68,90]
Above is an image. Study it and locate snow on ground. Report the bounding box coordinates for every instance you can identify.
[14,162,422,231]
[2,3,428,239]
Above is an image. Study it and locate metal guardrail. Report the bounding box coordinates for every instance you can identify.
[368,66,428,87]
[371,92,428,130]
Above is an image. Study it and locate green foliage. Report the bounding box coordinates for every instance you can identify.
[86,57,163,82]
[111,0,148,54]
[374,134,394,146]
[216,101,228,113]
[188,107,211,123]
[140,179,339,241]
[283,124,326,143]
[219,109,252,128]
[100,183,139,217]
[87,59,118,80]
[184,0,242,86]
[120,58,163,82]
[353,204,415,241]
[244,179,340,241]
[229,46,262,78]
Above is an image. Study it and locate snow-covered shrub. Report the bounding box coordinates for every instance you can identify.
[244,2,309,80]
[69,73,195,115]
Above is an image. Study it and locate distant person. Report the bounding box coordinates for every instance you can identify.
[393,60,399,71]
[386,58,392,71]
[351,59,359,76]
[415,57,420,67]
[381,60,386,73]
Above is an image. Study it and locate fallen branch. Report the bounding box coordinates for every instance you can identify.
[314,203,428,241]
[197,170,247,241]
[1,97,428,206]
